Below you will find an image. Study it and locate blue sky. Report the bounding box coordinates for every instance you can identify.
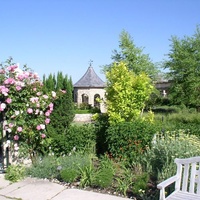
[0,0,199,83]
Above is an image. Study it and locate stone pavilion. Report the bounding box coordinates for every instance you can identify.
[73,64,106,113]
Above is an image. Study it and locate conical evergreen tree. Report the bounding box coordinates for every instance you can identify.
[63,75,74,125]
[56,71,64,91]
[43,72,75,155]
[45,73,55,91]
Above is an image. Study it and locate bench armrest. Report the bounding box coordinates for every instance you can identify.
[157,175,179,189]
[157,175,179,200]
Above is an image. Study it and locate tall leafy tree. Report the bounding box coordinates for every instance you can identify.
[106,62,154,124]
[164,26,200,108]
[111,30,158,79]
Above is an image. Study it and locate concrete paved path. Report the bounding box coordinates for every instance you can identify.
[0,174,128,200]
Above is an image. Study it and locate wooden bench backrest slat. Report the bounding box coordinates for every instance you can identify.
[182,163,189,192]
[197,166,200,194]
[189,162,197,193]
[175,161,183,191]
[175,157,200,164]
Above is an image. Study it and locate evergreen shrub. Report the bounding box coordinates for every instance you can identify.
[152,105,181,114]
[48,124,96,156]
[65,124,96,153]
[44,72,75,156]
[94,113,109,155]
[106,121,158,164]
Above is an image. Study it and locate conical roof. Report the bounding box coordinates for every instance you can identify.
[74,66,105,88]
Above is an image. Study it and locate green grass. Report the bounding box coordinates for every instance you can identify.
[74,109,91,114]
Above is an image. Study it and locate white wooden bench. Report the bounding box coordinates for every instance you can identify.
[157,156,200,200]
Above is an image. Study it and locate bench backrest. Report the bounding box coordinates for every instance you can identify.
[175,156,200,194]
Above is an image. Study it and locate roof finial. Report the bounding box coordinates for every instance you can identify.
[89,60,93,67]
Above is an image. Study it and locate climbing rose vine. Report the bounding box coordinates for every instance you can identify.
[0,59,59,163]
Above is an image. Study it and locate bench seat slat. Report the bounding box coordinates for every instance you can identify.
[166,191,200,200]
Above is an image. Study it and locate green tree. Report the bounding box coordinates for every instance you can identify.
[56,71,64,90]
[43,73,55,92]
[105,62,154,124]
[164,26,200,108]
[45,72,74,126]
[44,72,75,155]
[48,73,74,130]
[111,30,158,79]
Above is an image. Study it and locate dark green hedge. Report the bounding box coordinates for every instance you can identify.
[106,121,158,164]
[48,124,96,156]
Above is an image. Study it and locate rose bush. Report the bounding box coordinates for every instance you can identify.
[0,58,60,163]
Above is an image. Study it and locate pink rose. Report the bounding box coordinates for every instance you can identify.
[4,78,15,85]
[7,65,18,72]
[17,74,25,81]
[41,134,46,139]
[0,69,5,74]
[45,118,50,124]
[0,86,9,96]
[27,108,33,114]
[36,125,41,130]
[16,85,22,91]
[9,123,14,128]
[5,98,12,104]
[49,103,53,108]
[30,97,39,103]
[49,103,53,107]
[45,111,50,117]
[35,109,39,115]
[23,71,29,78]
[17,127,23,132]
[33,73,39,79]
[14,135,19,141]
